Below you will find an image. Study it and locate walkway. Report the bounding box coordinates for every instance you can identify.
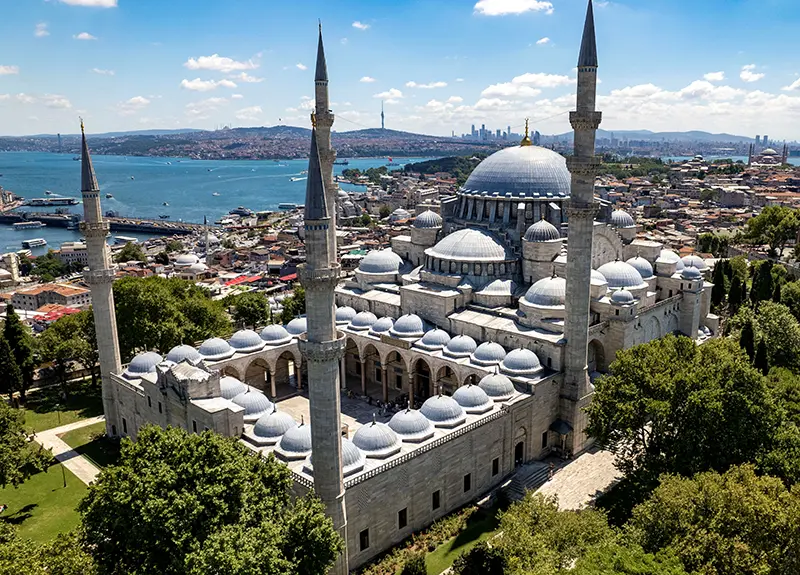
[33,416,105,486]
[535,447,620,510]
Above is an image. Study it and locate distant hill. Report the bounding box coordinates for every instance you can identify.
[552,129,756,144]
[28,128,206,139]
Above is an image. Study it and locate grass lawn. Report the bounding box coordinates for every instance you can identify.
[0,463,87,543]
[59,421,120,468]
[425,508,501,575]
[22,379,102,433]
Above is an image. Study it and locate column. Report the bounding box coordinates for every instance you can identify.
[408,371,415,409]
[360,359,366,395]
[381,367,388,403]
[269,368,277,398]
[296,361,303,390]
[340,356,346,390]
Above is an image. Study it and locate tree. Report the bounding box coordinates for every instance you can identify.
[0,525,96,575]
[728,275,743,311]
[30,251,68,281]
[278,285,306,324]
[728,255,749,284]
[4,303,35,400]
[400,552,428,575]
[739,320,756,360]
[572,544,688,575]
[773,281,783,303]
[751,302,800,371]
[780,280,800,321]
[710,262,727,310]
[154,251,170,265]
[0,401,52,487]
[452,542,507,575]
[165,240,184,253]
[379,205,391,219]
[114,241,146,263]
[78,426,342,575]
[232,291,271,329]
[38,311,99,386]
[359,213,372,227]
[750,260,774,306]
[0,336,23,401]
[744,205,800,255]
[754,340,770,374]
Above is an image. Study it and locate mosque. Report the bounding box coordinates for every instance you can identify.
[81,2,716,572]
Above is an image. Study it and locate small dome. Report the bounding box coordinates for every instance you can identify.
[591,269,608,286]
[415,329,451,351]
[389,208,412,222]
[597,260,646,289]
[175,253,200,267]
[220,376,247,400]
[471,342,507,366]
[477,279,516,296]
[337,189,350,200]
[229,329,265,353]
[479,373,515,400]
[500,348,543,377]
[125,351,163,377]
[388,409,435,442]
[625,256,653,279]
[335,306,357,325]
[278,423,312,455]
[285,317,308,336]
[359,249,403,274]
[165,344,202,364]
[253,407,298,441]
[390,314,425,338]
[444,335,478,358]
[523,275,567,307]
[453,384,493,414]
[420,395,466,428]
[304,437,365,477]
[681,255,708,271]
[198,337,235,361]
[350,311,378,330]
[658,249,685,271]
[413,210,443,229]
[369,316,394,335]
[426,228,509,263]
[610,289,635,304]
[610,209,636,228]
[681,266,702,280]
[524,219,561,242]
[231,390,273,422]
[352,420,402,457]
[188,262,208,273]
[260,324,292,345]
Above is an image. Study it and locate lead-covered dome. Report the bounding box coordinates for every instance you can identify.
[523,275,567,307]
[596,260,646,289]
[610,209,636,228]
[125,351,163,378]
[444,335,478,358]
[462,145,570,198]
[626,256,654,279]
[479,373,515,400]
[175,253,200,267]
[420,394,466,428]
[658,249,685,271]
[304,437,365,477]
[524,218,561,242]
[260,324,292,345]
[231,390,273,422]
[413,210,443,229]
[681,266,702,280]
[198,337,234,361]
[388,409,435,442]
[277,422,312,458]
[335,306,357,325]
[453,384,493,414]
[389,208,412,222]
[350,311,377,330]
[500,348,543,377]
[285,317,308,336]
[390,314,425,338]
[591,269,608,286]
[229,329,266,353]
[166,344,202,364]
[471,342,507,366]
[610,289,635,304]
[369,316,394,335]
[359,249,403,274]
[681,255,708,271]
[415,329,451,351]
[220,376,247,400]
[253,406,297,442]
[426,228,510,263]
[352,419,402,458]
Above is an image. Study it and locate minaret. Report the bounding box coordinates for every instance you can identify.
[204,215,212,266]
[297,127,348,574]
[563,0,601,453]
[79,121,123,437]
[314,22,337,252]
[381,100,385,130]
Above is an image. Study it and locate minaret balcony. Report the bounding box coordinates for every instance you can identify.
[569,111,602,131]
[298,263,341,290]
[566,157,602,178]
[297,331,346,363]
[80,221,110,237]
[85,268,116,284]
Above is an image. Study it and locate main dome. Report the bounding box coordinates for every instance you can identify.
[461,145,570,198]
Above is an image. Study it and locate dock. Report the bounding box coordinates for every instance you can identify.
[0,212,204,235]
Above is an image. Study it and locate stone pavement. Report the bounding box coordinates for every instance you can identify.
[34,416,105,486]
[535,447,621,510]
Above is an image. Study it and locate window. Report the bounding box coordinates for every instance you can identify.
[158,401,162,414]
[547,357,552,367]
[669,290,673,297]
[122,418,127,434]
[432,490,441,510]
[492,457,499,476]
[464,473,472,492]
[398,508,408,529]
[542,431,548,449]
[192,420,197,433]
[234,426,238,436]
[615,309,619,316]
[359,529,370,551]
[147,396,151,408]
[395,374,402,390]
[355,361,361,375]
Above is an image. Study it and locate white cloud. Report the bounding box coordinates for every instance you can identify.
[352,21,370,30]
[481,83,542,99]
[91,68,115,75]
[0,65,20,75]
[232,72,263,83]
[41,94,72,109]
[0,94,9,102]
[180,78,237,92]
[456,78,465,82]
[341,38,348,45]
[231,93,244,99]
[59,0,117,6]
[74,32,97,40]
[184,54,258,73]
[406,81,447,89]
[35,23,49,38]
[118,96,150,115]
[703,71,725,82]
[16,93,35,104]
[185,97,228,118]
[536,37,550,45]
[510,72,574,88]
[360,76,377,83]
[374,88,403,100]
[474,0,554,16]
[740,64,764,83]
[235,106,262,122]
[782,78,800,92]
[447,96,464,103]
[296,63,307,70]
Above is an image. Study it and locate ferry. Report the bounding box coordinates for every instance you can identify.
[13,221,46,230]
[22,238,47,248]
[278,203,298,210]
[114,235,138,245]
[229,206,254,217]
[290,176,307,182]
[23,197,79,207]
[333,159,349,165]
[212,192,221,197]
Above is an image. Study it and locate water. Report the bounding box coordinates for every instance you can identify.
[0,152,434,255]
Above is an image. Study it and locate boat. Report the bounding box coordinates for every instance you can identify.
[13,221,46,230]
[72,156,80,161]
[290,176,307,182]
[386,156,399,166]
[278,203,298,210]
[23,197,79,207]
[114,235,138,245]
[106,193,113,199]
[105,210,119,218]
[130,176,135,180]
[159,214,171,219]
[162,202,169,206]
[229,206,254,217]
[45,190,52,195]
[22,238,47,248]
[212,192,221,197]
[333,159,349,165]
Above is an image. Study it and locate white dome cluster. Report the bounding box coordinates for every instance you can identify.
[443,335,478,358]
[359,249,404,274]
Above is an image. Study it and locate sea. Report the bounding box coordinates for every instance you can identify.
[0,152,435,256]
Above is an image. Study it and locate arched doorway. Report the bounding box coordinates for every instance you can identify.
[436,365,457,395]
[244,358,270,392]
[361,343,382,399]
[221,365,241,380]
[588,339,606,374]
[385,350,406,403]
[514,427,527,466]
[274,351,299,399]
[343,338,361,394]
[413,358,432,404]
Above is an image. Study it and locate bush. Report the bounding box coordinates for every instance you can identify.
[399,552,427,575]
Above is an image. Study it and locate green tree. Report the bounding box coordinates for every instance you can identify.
[0,401,52,487]
[750,260,774,306]
[114,241,147,263]
[728,255,749,284]
[755,339,770,374]
[359,213,372,227]
[3,303,35,400]
[399,552,428,575]
[749,302,800,371]
[278,285,306,324]
[0,335,23,401]
[452,542,507,575]
[773,281,783,303]
[165,240,184,253]
[78,426,342,575]
[710,262,727,310]
[572,544,688,575]
[38,311,99,385]
[780,280,800,321]
[744,205,799,255]
[739,319,756,360]
[0,525,96,575]
[232,291,270,329]
[728,275,743,311]
[379,205,391,219]
[30,251,68,281]
[766,368,800,425]
[154,251,170,265]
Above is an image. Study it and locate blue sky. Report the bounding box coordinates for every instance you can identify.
[1,0,799,139]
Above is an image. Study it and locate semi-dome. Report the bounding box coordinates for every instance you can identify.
[285,317,308,336]
[198,337,235,361]
[591,269,608,286]
[231,390,273,422]
[626,256,654,279]
[681,266,702,280]
[350,311,378,330]
[462,145,570,198]
[125,351,163,378]
[278,422,312,456]
[229,329,266,353]
[165,344,202,364]
[415,329,451,351]
[388,409,435,442]
[335,306,357,325]
[479,373,515,400]
[610,289,635,304]
[500,348,543,377]
[413,210,443,229]
[471,342,507,366]
[352,419,402,457]
[444,334,478,358]
[681,255,708,271]
[174,253,200,267]
[426,228,510,263]
[524,218,561,242]
[420,394,466,428]
[260,324,292,345]
[523,275,567,307]
[596,260,646,289]
[253,406,297,442]
[477,279,516,296]
[369,316,394,335]
[220,376,247,400]
[658,249,685,271]
[453,384,493,414]
[359,249,403,274]
[610,209,636,228]
[390,314,425,338]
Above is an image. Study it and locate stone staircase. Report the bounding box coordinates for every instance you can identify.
[504,461,553,501]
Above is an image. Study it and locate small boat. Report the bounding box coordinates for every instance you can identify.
[162,202,169,206]
[159,214,171,219]
[130,176,135,180]
[22,238,47,248]
[166,162,172,165]
[334,159,349,165]
[278,203,298,210]
[13,221,46,230]
[45,190,52,195]
[290,176,307,182]
[106,193,113,199]
[212,192,221,197]
[72,156,80,161]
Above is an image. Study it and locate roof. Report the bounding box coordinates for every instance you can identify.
[315,24,328,83]
[462,145,570,198]
[15,283,89,297]
[304,128,328,221]
[578,0,598,68]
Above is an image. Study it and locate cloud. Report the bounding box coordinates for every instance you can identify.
[118,96,150,115]
[482,83,542,99]
[406,81,447,89]
[374,88,403,100]
[91,68,115,75]
[447,96,464,103]
[35,23,49,37]
[740,64,764,83]
[536,37,550,45]
[40,94,72,109]
[59,0,117,6]
[352,21,370,30]
[360,76,377,83]
[456,78,465,82]
[180,78,237,92]
[296,63,307,70]
[232,72,263,83]
[235,106,262,122]
[474,0,554,16]
[782,78,800,92]
[703,71,725,82]
[185,97,228,119]
[341,38,348,45]
[184,54,258,73]
[510,72,574,88]
[74,32,97,40]
[231,93,244,99]
[0,65,20,75]
[0,94,9,102]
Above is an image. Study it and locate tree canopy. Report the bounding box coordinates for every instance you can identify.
[744,206,799,255]
[278,285,306,325]
[114,241,147,263]
[0,524,95,575]
[0,402,52,488]
[229,291,271,329]
[38,310,99,386]
[4,303,36,398]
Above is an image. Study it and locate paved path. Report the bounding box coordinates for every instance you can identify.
[535,447,620,510]
[33,416,105,486]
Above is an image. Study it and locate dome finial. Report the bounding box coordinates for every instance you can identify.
[372,412,377,425]
[520,118,532,146]
[552,266,558,279]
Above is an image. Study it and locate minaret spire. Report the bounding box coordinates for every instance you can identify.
[578,0,598,68]
[315,21,328,83]
[313,22,337,255]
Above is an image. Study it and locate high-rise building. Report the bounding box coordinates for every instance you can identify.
[763,135,770,147]
[756,135,761,146]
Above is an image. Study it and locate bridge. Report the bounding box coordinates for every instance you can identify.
[0,211,204,235]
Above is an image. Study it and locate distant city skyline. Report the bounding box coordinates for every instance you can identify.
[1,0,800,138]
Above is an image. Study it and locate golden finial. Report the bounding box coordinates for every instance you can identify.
[520,117,532,146]
[310,111,316,128]
[80,117,85,136]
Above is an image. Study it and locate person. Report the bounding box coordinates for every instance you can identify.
[548,462,555,480]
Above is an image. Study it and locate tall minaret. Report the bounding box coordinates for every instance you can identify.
[80,122,123,437]
[381,100,385,130]
[314,22,337,252]
[562,0,601,453]
[297,127,348,574]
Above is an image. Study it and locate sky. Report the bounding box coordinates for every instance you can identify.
[1,0,800,139]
